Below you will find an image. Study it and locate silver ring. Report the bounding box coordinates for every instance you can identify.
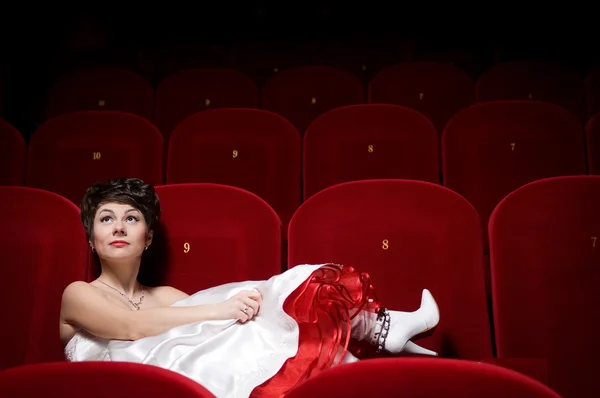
[242,306,248,314]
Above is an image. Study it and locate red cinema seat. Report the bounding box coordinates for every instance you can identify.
[585,111,600,174]
[0,187,87,370]
[369,62,475,134]
[142,183,282,293]
[443,101,587,251]
[288,179,492,360]
[154,68,258,140]
[166,108,300,236]
[585,67,600,119]
[45,68,154,120]
[0,118,26,186]
[476,60,586,121]
[315,39,403,82]
[0,66,4,116]
[285,358,560,398]
[26,111,163,205]
[303,104,439,199]
[0,362,216,397]
[226,41,319,85]
[262,66,365,134]
[489,175,600,398]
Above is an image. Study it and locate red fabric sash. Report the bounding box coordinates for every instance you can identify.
[251,264,381,398]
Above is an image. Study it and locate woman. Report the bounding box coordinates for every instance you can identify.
[60,178,440,398]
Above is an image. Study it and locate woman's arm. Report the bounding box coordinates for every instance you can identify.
[60,281,261,341]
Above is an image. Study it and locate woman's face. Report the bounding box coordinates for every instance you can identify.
[90,202,153,262]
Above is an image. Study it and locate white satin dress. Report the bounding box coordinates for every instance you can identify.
[65,264,329,398]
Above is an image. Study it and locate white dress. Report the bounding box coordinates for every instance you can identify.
[64,264,380,398]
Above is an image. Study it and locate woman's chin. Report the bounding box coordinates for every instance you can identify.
[98,251,143,262]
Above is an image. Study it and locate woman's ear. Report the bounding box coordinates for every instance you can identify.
[146,230,154,247]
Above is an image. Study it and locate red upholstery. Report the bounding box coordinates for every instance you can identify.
[285,358,560,397]
[0,362,216,397]
[261,66,365,133]
[303,104,439,199]
[489,176,600,398]
[0,118,26,186]
[476,60,587,121]
[166,108,300,235]
[585,111,600,174]
[369,62,475,134]
[585,67,600,118]
[288,180,492,360]
[27,111,163,205]
[0,187,87,370]
[154,68,258,140]
[481,358,549,386]
[44,68,154,119]
[141,183,282,293]
[443,101,587,251]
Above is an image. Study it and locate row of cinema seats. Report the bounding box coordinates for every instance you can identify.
[41,60,600,139]
[0,358,562,397]
[1,176,598,397]
[2,100,599,242]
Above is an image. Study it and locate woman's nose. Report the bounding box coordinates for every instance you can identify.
[113,221,126,235]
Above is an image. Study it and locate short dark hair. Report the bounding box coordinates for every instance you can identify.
[80,178,161,240]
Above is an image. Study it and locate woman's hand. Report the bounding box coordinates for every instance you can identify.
[215,289,263,323]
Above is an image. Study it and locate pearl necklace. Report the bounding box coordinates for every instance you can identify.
[96,279,145,310]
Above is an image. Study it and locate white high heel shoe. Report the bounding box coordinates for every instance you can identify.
[366,289,440,354]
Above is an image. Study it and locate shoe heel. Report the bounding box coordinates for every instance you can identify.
[403,340,438,356]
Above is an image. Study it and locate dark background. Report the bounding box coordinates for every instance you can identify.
[1,4,597,137]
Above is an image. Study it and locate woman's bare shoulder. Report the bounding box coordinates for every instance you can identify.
[62,280,96,298]
[147,285,190,305]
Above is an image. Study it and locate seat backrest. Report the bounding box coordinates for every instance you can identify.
[149,44,226,83]
[285,358,560,398]
[303,104,439,199]
[288,179,492,360]
[0,362,216,397]
[0,118,26,186]
[226,41,320,85]
[413,48,489,79]
[166,108,300,233]
[489,175,600,398]
[153,68,259,139]
[140,183,282,293]
[369,62,475,134]
[0,187,87,369]
[443,100,587,250]
[315,39,403,82]
[476,60,586,121]
[585,111,600,174]
[26,111,163,205]
[0,66,4,117]
[585,67,600,119]
[262,66,365,133]
[45,68,154,119]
